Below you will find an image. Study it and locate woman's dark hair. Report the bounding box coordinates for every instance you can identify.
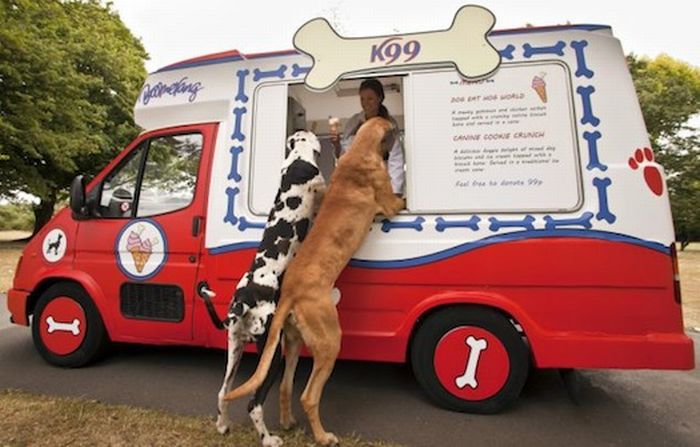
[360,78,389,119]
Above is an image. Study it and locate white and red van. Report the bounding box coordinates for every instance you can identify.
[7,18,694,413]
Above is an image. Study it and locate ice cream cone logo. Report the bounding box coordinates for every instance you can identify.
[531,73,547,103]
[116,220,167,280]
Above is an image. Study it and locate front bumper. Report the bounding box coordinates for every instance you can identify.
[7,288,30,326]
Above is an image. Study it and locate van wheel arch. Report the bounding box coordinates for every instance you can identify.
[408,303,530,413]
[407,303,528,359]
[27,278,75,317]
[31,282,110,367]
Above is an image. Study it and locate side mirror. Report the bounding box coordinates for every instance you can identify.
[70,175,88,219]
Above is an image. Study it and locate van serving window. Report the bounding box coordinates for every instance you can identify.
[406,62,582,213]
[250,77,406,216]
[249,83,288,215]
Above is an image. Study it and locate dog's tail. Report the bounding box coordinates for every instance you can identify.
[222,297,293,401]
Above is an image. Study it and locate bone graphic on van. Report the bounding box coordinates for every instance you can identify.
[235,69,250,103]
[381,217,425,233]
[583,131,607,171]
[499,44,516,60]
[231,107,247,142]
[223,188,265,231]
[291,64,311,77]
[593,178,617,224]
[228,146,244,182]
[571,40,594,78]
[455,336,488,389]
[523,41,566,58]
[46,316,81,336]
[293,5,501,92]
[253,65,287,82]
[576,86,601,126]
[224,187,241,226]
[435,216,481,232]
[239,216,266,231]
[543,212,594,230]
[488,215,536,232]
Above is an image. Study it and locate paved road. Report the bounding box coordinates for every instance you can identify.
[0,293,10,331]
[1,294,699,446]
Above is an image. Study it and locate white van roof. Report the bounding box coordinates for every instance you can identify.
[134,24,614,132]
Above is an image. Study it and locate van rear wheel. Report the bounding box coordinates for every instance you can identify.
[410,306,529,413]
[31,283,109,367]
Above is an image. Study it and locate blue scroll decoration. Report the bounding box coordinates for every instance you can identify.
[583,131,607,172]
[291,64,311,77]
[224,187,240,226]
[381,217,425,233]
[235,69,249,103]
[499,44,516,60]
[435,216,481,232]
[489,215,536,232]
[570,40,594,78]
[231,107,247,142]
[239,216,266,231]
[228,146,244,182]
[253,65,287,81]
[576,86,600,126]
[593,178,616,223]
[523,41,566,58]
[543,212,594,230]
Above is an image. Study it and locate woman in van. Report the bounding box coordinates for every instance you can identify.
[330,78,405,195]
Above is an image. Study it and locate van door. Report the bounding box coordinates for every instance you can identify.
[74,124,216,343]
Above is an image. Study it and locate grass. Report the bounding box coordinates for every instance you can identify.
[0,389,398,447]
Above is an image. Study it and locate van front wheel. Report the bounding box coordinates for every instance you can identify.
[410,306,529,413]
[31,283,109,367]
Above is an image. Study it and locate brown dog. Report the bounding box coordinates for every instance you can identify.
[223,117,405,445]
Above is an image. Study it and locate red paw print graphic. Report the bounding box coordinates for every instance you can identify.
[628,148,663,196]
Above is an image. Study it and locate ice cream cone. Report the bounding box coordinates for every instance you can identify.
[534,85,547,102]
[531,74,547,103]
[131,250,150,273]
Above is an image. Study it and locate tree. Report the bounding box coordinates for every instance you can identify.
[0,0,147,234]
[628,54,700,249]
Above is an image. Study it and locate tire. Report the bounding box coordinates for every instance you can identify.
[31,283,109,367]
[410,306,529,413]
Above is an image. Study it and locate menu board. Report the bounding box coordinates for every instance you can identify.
[408,62,581,213]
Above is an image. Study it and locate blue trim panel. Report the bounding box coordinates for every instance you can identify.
[208,229,670,266]
[208,241,259,255]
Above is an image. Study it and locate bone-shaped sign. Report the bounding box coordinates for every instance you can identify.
[46,316,81,336]
[455,335,488,389]
[293,5,501,92]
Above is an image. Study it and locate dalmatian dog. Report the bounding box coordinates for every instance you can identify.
[215,131,325,447]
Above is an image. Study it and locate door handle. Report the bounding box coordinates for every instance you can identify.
[192,216,203,237]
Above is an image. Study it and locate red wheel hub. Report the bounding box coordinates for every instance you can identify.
[39,297,87,356]
[434,326,510,401]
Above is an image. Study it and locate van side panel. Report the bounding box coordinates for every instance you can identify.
[197,237,692,369]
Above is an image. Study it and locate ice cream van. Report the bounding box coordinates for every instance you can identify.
[7,7,694,414]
